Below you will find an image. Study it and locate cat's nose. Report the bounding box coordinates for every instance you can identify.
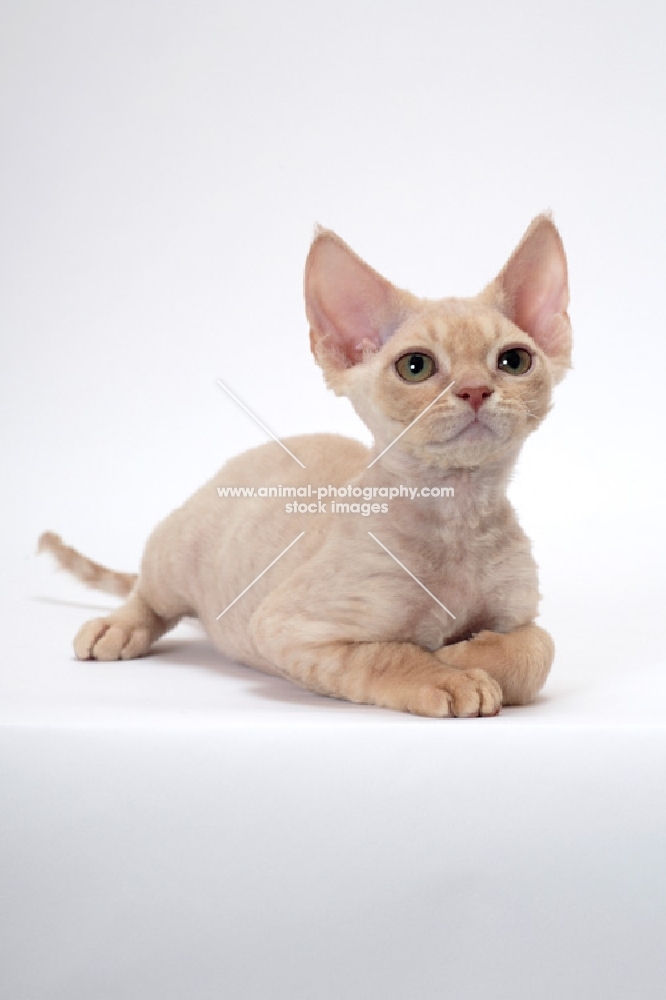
[455,384,494,413]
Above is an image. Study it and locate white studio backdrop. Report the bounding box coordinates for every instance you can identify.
[2,5,666,1000]
[1,0,665,683]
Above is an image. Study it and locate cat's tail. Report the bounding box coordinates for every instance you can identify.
[37,532,138,598]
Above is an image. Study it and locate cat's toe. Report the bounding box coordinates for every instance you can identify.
[467,668,503,716]
[413,684,454,718]
[92,623,132,660]
[445,667,502,717]
[73,617,111,659]
[120,626,152,659]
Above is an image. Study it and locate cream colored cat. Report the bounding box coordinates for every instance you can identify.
[41,214,571,717]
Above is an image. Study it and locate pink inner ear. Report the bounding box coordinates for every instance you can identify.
[500,218,570,360]
[305,231,407,365]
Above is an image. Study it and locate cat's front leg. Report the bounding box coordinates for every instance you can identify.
[249,611,502,717]
[435,624,554,706]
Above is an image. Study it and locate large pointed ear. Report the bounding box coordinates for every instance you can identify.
[482,214,572,380]
[304,228,414,371]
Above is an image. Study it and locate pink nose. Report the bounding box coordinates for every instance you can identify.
[455,384,494,414]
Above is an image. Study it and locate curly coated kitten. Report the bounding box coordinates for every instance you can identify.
[41,215,571,717]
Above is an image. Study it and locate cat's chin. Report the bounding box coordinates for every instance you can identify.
[417,425,523,470]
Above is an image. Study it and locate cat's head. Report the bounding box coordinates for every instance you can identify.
[304,215,571,471]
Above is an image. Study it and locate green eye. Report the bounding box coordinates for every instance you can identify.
[395,352,436,382]
[498,347,532,375]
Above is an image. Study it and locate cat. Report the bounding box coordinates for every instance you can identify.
[40,214,571,717]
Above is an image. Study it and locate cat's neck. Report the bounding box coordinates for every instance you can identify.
[362,443,519,503]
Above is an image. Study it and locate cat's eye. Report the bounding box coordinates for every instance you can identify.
[395,352,436,382]
[498,347,532,376]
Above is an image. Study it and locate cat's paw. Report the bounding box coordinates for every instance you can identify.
[74,616,153,661]
[416,667,502,718]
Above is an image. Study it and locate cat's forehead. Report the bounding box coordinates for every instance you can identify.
[395,300,509,356]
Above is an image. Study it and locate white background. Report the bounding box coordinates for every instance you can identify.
[2,0,665,693]
[1,2,666,997]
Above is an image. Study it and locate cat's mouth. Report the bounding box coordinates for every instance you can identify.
[426,418,497,447]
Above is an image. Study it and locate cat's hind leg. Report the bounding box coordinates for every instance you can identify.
[73,503,200,661]
[74,586,181,661]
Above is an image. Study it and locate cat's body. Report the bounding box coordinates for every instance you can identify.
[139,432,534,670]
[41,215,571,717]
